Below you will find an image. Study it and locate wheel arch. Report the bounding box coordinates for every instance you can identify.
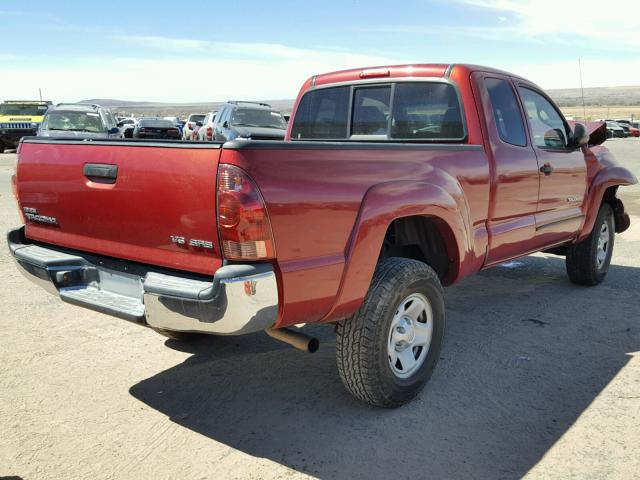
[321,180,471,323]
[578,166,637,241]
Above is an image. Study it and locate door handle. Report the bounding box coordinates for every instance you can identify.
[84,163,118,184]
[540,163,554,175]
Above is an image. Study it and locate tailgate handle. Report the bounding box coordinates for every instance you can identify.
[84,163,118,183]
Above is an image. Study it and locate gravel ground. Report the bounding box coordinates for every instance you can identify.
[0,139,639,480]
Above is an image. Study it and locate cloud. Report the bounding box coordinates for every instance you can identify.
[456,0,640,49]
[370,1,639,52]
[113,35,210,52]
[0,43,405,102]
[112,35,392,62]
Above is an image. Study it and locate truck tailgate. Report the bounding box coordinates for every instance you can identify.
[16,140,222,275]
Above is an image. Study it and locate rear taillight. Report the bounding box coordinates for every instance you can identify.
[217,164,275,260]
[206,126,213,139]
[188,122,193,129]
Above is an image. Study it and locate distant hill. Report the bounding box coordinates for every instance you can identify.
[81,85,640,118]
[547,86,640,108]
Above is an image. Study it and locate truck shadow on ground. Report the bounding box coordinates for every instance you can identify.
[130,255,639,479]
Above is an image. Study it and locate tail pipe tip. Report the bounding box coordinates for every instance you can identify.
[266,327,319,353]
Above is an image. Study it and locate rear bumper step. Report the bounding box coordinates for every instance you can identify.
[7,227,278,335]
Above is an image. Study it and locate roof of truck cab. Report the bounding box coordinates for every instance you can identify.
[310,63,532,88]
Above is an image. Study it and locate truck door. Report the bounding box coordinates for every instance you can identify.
[472,73,541,265]
[516,85,587,246]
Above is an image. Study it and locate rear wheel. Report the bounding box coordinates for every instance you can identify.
[0,140,5,153]
[151,327,207,342]
[336,258,445,408]
[566,203,614,285]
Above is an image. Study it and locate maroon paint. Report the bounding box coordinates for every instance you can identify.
[15,64,637,330]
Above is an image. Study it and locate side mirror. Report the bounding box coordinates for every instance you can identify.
[117,122,124,128]
[223,121,229,129]
[108,127,120,135]
[572,122,590,147]
[543,128,566,148]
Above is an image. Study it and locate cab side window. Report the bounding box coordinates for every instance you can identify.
[518,87,569,149]
[484,78,527,147]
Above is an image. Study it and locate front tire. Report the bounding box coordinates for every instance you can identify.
[566,203,614,285]
[336,258,445,408]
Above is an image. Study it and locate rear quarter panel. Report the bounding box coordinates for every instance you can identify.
[220,143,490,327]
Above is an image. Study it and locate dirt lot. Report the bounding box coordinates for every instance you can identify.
[1,139,639,480]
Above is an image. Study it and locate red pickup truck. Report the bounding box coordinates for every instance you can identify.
[8,64,637,407]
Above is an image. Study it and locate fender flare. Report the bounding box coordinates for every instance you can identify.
[320,180,473,323]
[578,165,637,241]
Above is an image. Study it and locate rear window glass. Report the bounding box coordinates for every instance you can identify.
[291,82,465,141]
[230,108,287,129]
[0,104,49,116]
[188,114,205,122]
[139,119,174,128]
[291,86,350,139]
[43,111,105,133]
[390,83,464,140]
[352,86,391,136]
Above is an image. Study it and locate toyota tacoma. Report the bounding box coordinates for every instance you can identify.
[8,64,636,407]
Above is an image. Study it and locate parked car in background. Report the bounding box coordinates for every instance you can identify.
[0,100,52,152]
[617,123,631,137]
[196,112,217,142]
[605,121,626,138]
[117,117,138,138]
[163,116,183,135]
[132,118,181,139]
[615,119,639,136]
[213,101,287,142]
[39,103,122,139]
[190,123,201,141]
[182,113,205,140]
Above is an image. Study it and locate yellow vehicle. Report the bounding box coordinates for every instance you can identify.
[0,100,52,152]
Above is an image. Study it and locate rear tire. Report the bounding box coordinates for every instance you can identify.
[566,203,614,285]
[151,327,207,342]
[0,140,5,153]
[336,258,445,408]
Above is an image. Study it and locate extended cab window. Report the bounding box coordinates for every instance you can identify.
[291,86,350,139]
[518,87,569,149]
[391,83,464,140]
[485,78,527,147]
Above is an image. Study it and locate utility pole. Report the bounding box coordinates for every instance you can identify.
[38,88,42,101]
[578,59,587,120]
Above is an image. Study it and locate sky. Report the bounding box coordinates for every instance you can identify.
[1,0,639,103]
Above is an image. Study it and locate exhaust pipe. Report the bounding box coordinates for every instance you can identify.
[266,327,319,353]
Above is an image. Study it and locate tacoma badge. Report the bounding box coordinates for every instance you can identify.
[23,207,58,225]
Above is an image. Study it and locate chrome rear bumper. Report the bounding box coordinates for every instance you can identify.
[7,227,278,335]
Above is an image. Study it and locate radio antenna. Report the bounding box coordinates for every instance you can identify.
[578,59,586,120]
